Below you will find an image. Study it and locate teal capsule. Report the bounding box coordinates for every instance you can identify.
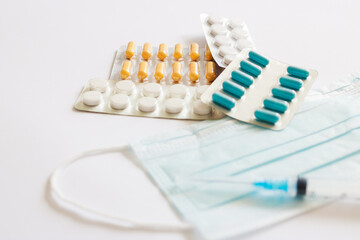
[264,97,289,113]
[287,66,309,79]
[255,109,280,124]
[231,70,254,88]
[240,60,262,77]
[280,76,303,91]
[272,86,296,102]
[223,80,246,99]
[212,92,236,110]
[248,51,269,67]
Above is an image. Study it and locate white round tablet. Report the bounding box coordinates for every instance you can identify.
[231,27,249,40]
[143,83,162,98]
[164,98,185,114]
[218,46,237,57]
[210,24,227,36]
[83,91,101,107]
[214,35,231,47]
[193,100,212,115]
[89,78,107,93]
[228,19,245,29]
[115,80,135,96]
[138,97,157,113]
[169,84,188,99]
[207,15,223,25]
[235,39,255,51]
[196,85,209,99]
[110,93,129,110]
[224,54,236,65]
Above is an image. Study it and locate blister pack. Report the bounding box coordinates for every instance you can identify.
[74,42,225,120]
[201,48,318,130]
[200,13,255,68]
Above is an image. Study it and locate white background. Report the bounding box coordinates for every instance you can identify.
[1,0,360,239]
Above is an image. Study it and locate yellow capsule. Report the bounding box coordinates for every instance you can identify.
[154,62,165,81]
[137,61,149,80]
[205,61,216,82]
[173,43,183,60]
[125,41,136,59]
[205,45,213,61]
[190,43,200,61]
[171,62,182,82]
[120,60,132,79]
[189,62,199,82]
[157,43,168,60]
[142,43,152,60]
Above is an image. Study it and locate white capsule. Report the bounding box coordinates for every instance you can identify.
[138,97,157,113]
[110,94,129,110]
[214,35,231,47]
[164,98,185,114]
[210,24,227,36]
[196,85,209,99]
[231,27,249,40]
[115,80,135,96]
[224,54,236,65]
[169,84,187,99]
[143,83,161,98]
[235,39,255,51]
[207,15,223,25]
[83,91,101,107]
[218,46,237,57]
[89,78,107,93]
[193,100,212,115]
[228,19,245,29]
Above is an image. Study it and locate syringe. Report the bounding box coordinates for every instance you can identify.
[186,176,360,199]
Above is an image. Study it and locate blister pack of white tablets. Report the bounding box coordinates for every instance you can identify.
[201,48,318,130]
[74,42,225,120]
[200,13,256,68]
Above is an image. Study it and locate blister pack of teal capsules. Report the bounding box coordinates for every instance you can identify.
[201,48,318,130]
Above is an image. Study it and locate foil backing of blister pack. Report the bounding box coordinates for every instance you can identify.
[201,48,318,130]
[200,13,256,68]
[74,44,225,120]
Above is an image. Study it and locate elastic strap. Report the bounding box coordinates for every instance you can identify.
[49,145,192,232]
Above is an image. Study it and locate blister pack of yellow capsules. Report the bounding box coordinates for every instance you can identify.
[74,42,225,120]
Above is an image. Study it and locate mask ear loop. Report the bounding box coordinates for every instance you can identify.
[49,145,192,232]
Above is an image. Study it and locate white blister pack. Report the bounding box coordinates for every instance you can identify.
[74,42,225,120]
[200,13,255,68]
[201,48,318,130]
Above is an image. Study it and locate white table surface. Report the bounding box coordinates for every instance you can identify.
[1,0,360,239]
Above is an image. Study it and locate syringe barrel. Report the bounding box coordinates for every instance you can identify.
[303,177,360,199]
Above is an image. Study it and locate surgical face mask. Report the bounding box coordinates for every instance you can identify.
[50,75,360,239]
